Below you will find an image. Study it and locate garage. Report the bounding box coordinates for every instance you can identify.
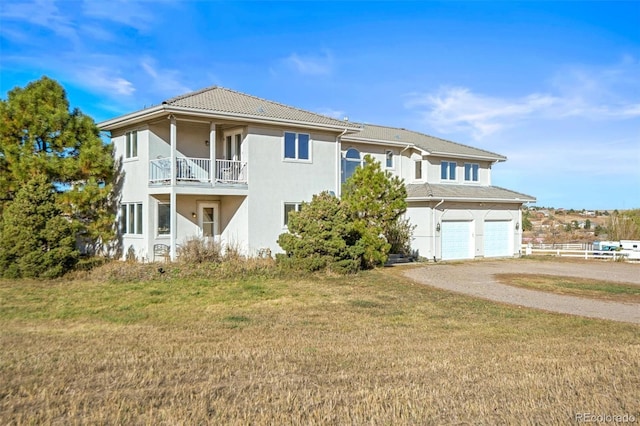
[484,220,512,257]
[441,221,473,260]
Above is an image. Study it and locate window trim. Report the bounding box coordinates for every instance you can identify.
[441,160,457,181]
[157,202,171,237]
[464,163,479,182]
[342,147,362,183]
[283,131,312,162]
[120,202,143,235]
[124,130,138,160]
[385,150,394,169]
[414,160,423,181]
[283,202,303,228]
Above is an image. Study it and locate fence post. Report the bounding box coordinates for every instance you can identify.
[585,250,588,260]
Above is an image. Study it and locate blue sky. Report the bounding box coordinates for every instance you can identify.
[1,1,639,210]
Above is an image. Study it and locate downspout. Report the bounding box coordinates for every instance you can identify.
[336,128,348,197]
[432,199,445,261]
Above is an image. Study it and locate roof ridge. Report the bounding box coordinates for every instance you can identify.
[350,122,505,159]
[164,85,359,127]
[162,85,220,104]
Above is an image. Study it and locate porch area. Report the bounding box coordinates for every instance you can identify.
[149,157,247,185]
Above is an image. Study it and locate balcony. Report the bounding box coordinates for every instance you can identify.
[150,157,247,185]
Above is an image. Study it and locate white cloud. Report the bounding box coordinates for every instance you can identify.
[74,67,135,95]
[407,59,640,140]
[407,87,558,139]
[285,50,334,76]
[81,0,156,32]
[0,0,78,43]
[140,57,191,97]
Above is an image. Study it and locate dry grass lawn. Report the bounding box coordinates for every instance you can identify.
[496,273,640,303]
[1,264,638,424]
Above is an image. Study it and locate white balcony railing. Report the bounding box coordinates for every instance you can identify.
[149,157,247,185]
[215,159,247,183]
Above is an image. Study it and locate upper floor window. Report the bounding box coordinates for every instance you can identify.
[415,160,422,180]
[385,150,394,168]
[441,161,456,181]
[125,131,138,159]
[225,132,242,161]
[284,132,310,161]
[464,163,479,182]
[342,148,361,182]
[120,202,142,235]
[283,202,303,227]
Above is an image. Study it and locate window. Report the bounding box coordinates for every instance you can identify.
[464,163,479,182]
[284,202,303,227]
[224,132,242,161]
[342,148,361,182]
[385,150,394,168]
[284,132,310,160]
[157,203,170,235]
[415,160,422,180]
[441,161,456,181]
[119,203,142,235]
[125,131,138,159]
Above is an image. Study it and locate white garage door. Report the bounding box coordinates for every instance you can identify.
[441,221,473,260]
[484,221,511,257]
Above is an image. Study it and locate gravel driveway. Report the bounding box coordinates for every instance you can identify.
[404,259,640,324]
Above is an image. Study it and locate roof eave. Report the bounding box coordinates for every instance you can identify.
[98,105,167,131]
[406,196,536,203]
[427,150,507,162]
[99,104,361,133]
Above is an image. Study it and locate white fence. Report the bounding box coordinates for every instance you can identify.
[521,244,640,262]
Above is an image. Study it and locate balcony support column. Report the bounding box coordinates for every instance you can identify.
[209,122,216,185]
[170,115,177,186]
[169,115,177,261]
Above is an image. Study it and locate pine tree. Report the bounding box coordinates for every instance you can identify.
[0,175,78,278]
[0,77,115,253]
[341,155,407,267]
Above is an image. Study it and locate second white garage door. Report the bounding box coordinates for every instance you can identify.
[441,221,473,260]
[484,220,512,257]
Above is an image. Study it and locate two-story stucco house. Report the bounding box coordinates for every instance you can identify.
[99,86,535,262]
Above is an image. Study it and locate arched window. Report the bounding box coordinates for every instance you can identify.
[342,148,361,183]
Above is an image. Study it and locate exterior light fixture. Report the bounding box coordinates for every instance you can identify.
[205,140,209,146]
[436,222,441,232]
[516,222,520,230]
[192,212,197,218]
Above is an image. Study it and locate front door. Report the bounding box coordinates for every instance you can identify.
[198,202,219,240]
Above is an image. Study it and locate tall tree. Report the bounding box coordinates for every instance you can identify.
[0,77,115,252]
[341,155,407,267]
[0,175,78,278]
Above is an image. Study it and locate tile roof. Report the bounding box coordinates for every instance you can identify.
[163,86,360,130]
[344,123,506,160]
[407,183,536,202]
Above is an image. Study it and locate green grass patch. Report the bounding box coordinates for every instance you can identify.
[495,273,640,302]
